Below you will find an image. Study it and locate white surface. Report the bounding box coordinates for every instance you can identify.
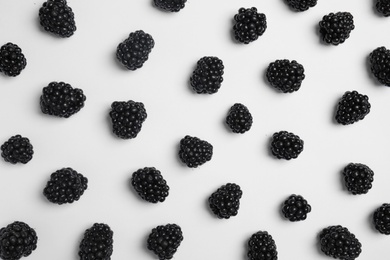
[1,0,390,259]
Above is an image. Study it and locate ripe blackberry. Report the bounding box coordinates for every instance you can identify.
[43,167,88,204]
[226,103,253,133]
[209,183,243,219]
[319,225,362,260]
[79,223,113,260]
[376,0,390,17]
[147,223,183,260]
[40,81,86,118]
[178,135,213,168]
[373,203,390,235]
[109,100,147,139]
[39,0,76,38]
[190,56,224,94]
[1,135,33,164]
[116,30,155,70]
[335,91,371,125]
[319,12,355,45]
[285,0,317,11]
[0,43,27,77]
[266,59,305,93]
[154,0,186,12]
[281,194,311,221]
[270,131,304,160]
[247,231,278,260]
[0,221,38,260]
[233,7,267,44]
[342,163,374,195]
[369,46,390,86]
[131,167,169,203]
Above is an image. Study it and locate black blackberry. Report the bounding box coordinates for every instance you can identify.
[226,103,253,133]
[335,91,371,125]
[266,59,305,93]
[233,7,267,44]
[79,223,113,260]
[319,225,362,260]
[369,46,390,86]
[154,0,186,12]
[116,30,155,70]
[190,56,224,94]
[209,183,243,219]
[43,167,88,204]
[109,100,147,139]
[0,43,27,77]
[373,203,390,235]
[1,135,33,164]
[39,0,76,38]
[147,223,183,260]
[319,12,355,45]
[376,0,390,17]
[342,163,374,195]
[247,231,278,260]
[281,194,311,221]
[40,81,86,118]
[131,167,169,203]
[0,221,38,260]
[270,131,304,160]
[285,0,317,11]
[178,135,213,168]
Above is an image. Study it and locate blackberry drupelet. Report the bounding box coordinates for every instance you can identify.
[285,0,317,11]
[369,46,390,86]
[226,103,253,133]
[1,135,33,164]
[209,183,243,219]
[373,203,390,235]
[247,231,278,260]
[116,30,155,70]
[319,225,362,260]
[79,223,113,260]
[0,221,38,260]
[154,0,186,12]
[40,81,86,118]
[43,167,88,204]
[0,43,27,77]
[281,194,311,221]
[342,163,374,195]
[190,56,224,94]
[39,0,76,37]
[147,223,183,260]
[131,167,169,203]
[270,131,304,160]
[376,0,390,17]
[233,7,267,44]
[319,12,354,45]
[178,135,213,168]
[266,59,305,93]
[109,100,147,139]
[335,91,371,125]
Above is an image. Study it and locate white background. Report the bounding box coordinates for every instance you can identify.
[1,0,390,259]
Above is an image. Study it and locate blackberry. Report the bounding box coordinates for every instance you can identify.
[79,223,113,260]
[209,183,243,219]
[270,131,304,160]
[116,30,155,71]
[319,12,355,45]
[147,223,183,260]
[40,81,86,118]
[178,135,213,168]
[319,225,362,260]
[109,100,147,139]
[1,135,33,164]
[226,103,253,133]
[335,91,371,125]
[0,43,27,77]
[373,203,390,235]
[39,0,76,38]
[376,0,390,17]
[233,7,267,44]
[369,46,390,86]
[281,194,311,221]
[154,0,186,12]
[285,0,317,11]
[266,59,305,93]
[342,163,374,195]
[247,231,278,260]
[43,167,88,204]
[0,221,38,260]
[190,56,224,94]
[131,167,169,203]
